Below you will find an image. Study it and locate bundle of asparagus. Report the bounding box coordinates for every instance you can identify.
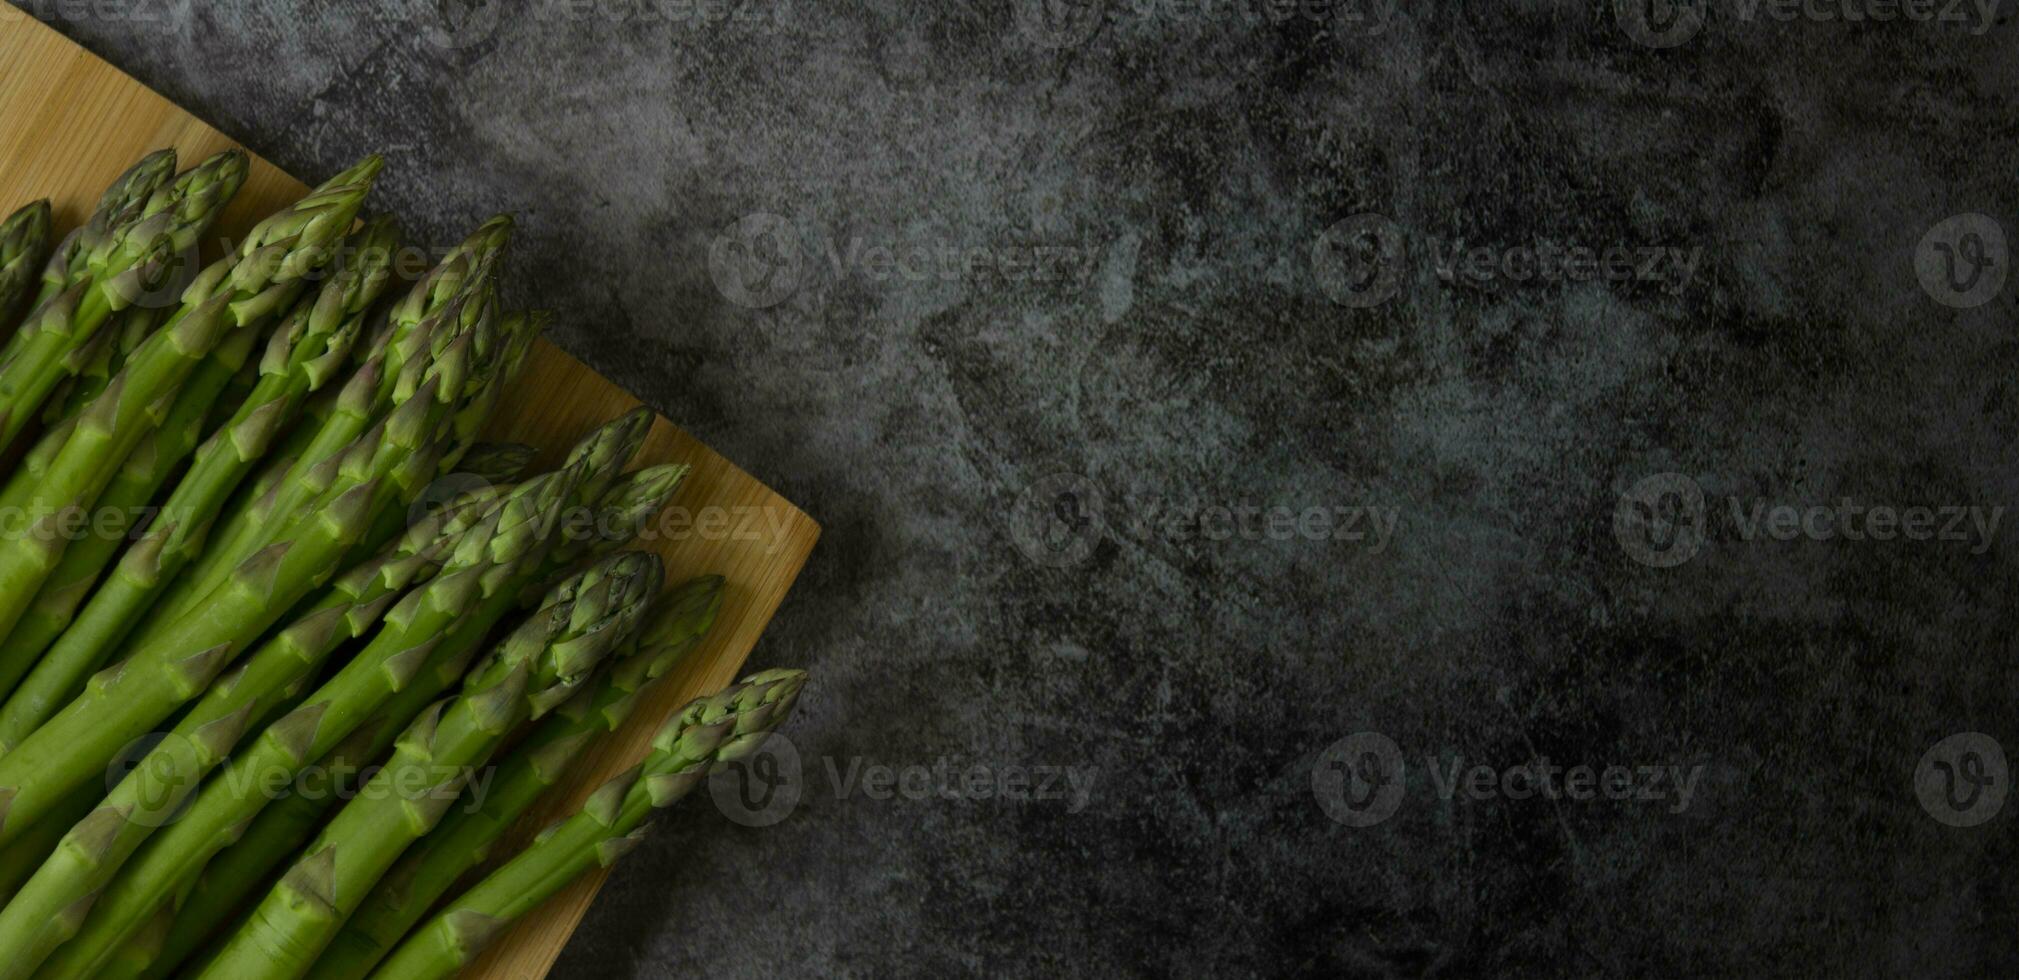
[0,151,805,980]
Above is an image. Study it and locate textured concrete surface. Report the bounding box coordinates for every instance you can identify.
[20,0,2019,976]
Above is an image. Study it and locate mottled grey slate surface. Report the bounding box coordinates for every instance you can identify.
[18,0,2019,976]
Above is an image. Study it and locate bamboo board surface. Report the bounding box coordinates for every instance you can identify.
[0,12,820,978]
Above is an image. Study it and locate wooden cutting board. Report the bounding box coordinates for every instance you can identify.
[0,13,820,978]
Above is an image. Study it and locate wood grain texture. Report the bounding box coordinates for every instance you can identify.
[0,13,820,978]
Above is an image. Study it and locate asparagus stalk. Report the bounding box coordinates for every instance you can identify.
[0,431,400,846]
[0,272,247,641]
[548,462,690,572]
[0,200,53,337]
[0,490,514,976]
[131,632,487,980]
[37,302,157,427]
[0,219,405,750]
[107,904,178,980]
[438,308,545,472]
[44,414,647,976]
[454,442,536,484]
[314,576,725,980]
[561,406,653,510]
[0,156,381,646]
[36,473,575,980]
[0,784,95,906]
[198,550,664,979]
[203,333,266,432]
[163,218,511,620]
[125,447,679,980]
[0,320,257,703]
[0,150,248,452]
[1,150,175,348]
[368,669,808,980]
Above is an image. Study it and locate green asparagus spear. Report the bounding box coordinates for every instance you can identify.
[163,218,510,620]
[126,451,679,980]
[0,276,247,640]
[37,301,157,426]
[0,784,95,907]
[562,406,653,510]
[2,150,175,342]
[0,150,248,452]
[0,318,254,703]
[367,669,807,980]
[438,308,546,473]
[0,201,53,337]
[0,455,393,846]
[0,488,512,976]
[550,462,690,571]
[0,218,403,750]
[34,473,575,979]
[199,550,664,979]
[129,640,479,980]
[0,156,379,646]
[454,443,536,484]
[313,576,724,980]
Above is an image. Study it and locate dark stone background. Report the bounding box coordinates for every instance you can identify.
[19,0,2019,976]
